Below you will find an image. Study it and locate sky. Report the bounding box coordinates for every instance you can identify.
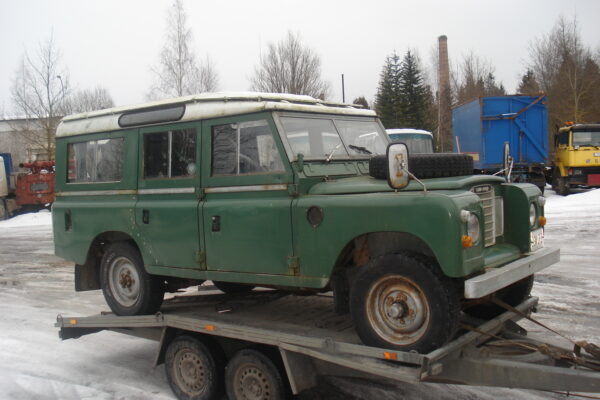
[1,0,599,114]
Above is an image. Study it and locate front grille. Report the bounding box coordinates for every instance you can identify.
[472,185,495,247]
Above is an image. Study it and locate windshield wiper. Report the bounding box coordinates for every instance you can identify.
[349,144,372,155]
[325,143,342,163]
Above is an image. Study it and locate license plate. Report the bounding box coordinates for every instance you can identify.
[530,228,544,252]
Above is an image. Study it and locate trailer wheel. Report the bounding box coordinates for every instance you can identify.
[350,253,459,353]
[100,242,164,316]
[464,275,534,320]
[225,349,289,400]
[165,335,224,400]
[212,281,255,294]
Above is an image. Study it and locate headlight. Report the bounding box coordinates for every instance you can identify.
[537,196,546,207]
[467,213,480,243]
[529,203,537,227]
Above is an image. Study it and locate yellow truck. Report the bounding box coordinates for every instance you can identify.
[551,123,600,195]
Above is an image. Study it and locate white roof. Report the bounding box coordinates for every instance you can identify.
[386,128,433,137]
[56,92,375,137]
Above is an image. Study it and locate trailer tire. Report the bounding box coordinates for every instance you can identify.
[464,275,534,320]
[369,153,474,180]
[212,281,255,294]
[165,335,224,400]
[100,242,164,316]
[350,253,460,353]
[225,348,290,400]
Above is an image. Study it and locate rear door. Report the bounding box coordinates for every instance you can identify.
[135,122,202,268]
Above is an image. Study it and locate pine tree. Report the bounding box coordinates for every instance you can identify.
[375,52,402,128]
[352,96,370,109]
[517,69,540,94]
[398,50,434,130]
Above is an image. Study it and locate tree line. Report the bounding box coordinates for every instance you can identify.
[7,2,600,160]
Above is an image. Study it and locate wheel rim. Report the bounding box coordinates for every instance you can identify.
[108,256,141,307]
[173,348,207,396]
[233,362,272,400]
[365,275,430,346]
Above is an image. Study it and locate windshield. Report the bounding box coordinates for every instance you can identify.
[388,133,433,154]
[280,116,388,159]
[572,130,600,147]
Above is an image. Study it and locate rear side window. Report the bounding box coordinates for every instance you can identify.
[67,138,124,183]
[211,120,284,176]
[144,129,196,179]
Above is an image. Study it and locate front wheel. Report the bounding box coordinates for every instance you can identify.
[100,242,165,316]
[350,253,460,353]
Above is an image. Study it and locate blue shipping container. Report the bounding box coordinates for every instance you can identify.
[452,95,548,170]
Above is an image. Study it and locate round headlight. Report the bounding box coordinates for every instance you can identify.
[467,213,480,244]
[529,203,537,226]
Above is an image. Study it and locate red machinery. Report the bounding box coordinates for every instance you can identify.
[15,161,55,206]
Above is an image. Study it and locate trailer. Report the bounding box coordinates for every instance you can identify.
[56,286,600,400]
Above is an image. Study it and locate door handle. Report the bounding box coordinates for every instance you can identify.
[142,209,150,224]
[211,215,220,232]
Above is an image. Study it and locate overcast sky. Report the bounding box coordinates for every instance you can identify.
[1,0,599,114]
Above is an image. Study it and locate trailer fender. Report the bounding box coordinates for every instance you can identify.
[279,348,319,394]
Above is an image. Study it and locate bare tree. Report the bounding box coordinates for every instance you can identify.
[148,0,218,100]
[528,16,600,125]
[452,52,504,104]
[250,31,330,100]
[65,86,115,114]
[10,34,70,160]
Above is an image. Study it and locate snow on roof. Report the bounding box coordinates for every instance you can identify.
[386,128,433,137]
[56,92,376,137]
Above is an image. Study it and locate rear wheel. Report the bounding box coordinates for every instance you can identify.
[225,348,289,400]
[100,242,164,315]
[350,253,460,353]
[165,335,224,400]
[556,177,570,196]
[212,281,255,294]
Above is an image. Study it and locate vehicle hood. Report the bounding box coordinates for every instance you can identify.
[308,175,506,195]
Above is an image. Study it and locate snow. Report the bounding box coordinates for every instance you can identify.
[0,189,599,399]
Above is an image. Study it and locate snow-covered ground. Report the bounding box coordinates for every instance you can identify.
[0,189,599,399]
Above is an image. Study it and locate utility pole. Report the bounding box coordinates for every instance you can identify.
[341,74,345,103]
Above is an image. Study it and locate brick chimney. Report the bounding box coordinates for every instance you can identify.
[437,35,452,152]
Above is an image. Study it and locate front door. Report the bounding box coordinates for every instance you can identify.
[135,122,201,269]
[201,113,294,275]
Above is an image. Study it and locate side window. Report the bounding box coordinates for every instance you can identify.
[558,131,570,146]
[211,120,284,176]
[67,138,124,183]
[144,129,196,179]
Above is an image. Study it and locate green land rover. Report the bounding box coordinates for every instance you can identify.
[52,92,559,353]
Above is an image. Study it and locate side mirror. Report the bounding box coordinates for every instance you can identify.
[387,143,410,190]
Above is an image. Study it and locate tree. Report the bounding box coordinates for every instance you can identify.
[528,16,600,125]
[453,52,504,104]
[375,52,402,128]
[65,86,115,114]
[352,96,370,109]
[148,0,218,100]
[250,31,330,99]
[398,50,434,130]
[517,69,540,94]
[10,34,70,160]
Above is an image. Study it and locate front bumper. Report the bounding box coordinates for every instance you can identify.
[463,247,560,299]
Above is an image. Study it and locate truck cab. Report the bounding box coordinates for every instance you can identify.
[553,123,600,195]
[386,128,434,154]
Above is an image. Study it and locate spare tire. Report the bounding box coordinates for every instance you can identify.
[369,153,473,180]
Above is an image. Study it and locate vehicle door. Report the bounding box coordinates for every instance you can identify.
[201,113,295,275]
[135,122,202,269]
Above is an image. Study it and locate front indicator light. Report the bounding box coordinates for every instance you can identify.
[462,235,473,248]
[539,216,547,227]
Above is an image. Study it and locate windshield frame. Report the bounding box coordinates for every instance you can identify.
[273,111,389,162]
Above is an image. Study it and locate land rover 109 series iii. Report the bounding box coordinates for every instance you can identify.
[52,92,559,353]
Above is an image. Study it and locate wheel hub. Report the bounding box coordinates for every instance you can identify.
[175,350,206,394]
[237,365,271,400]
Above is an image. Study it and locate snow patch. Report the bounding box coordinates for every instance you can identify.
[0,210,52,228]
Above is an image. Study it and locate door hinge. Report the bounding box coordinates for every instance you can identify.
[287,256,300,276]
[287,184,299,197]
[196,251,207,270]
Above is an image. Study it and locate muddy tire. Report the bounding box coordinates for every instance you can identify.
[225,348,289,400]
[165,335,224,400]
[350,253,460,353]
[464,275,534,320]
[212,281,255,294]
[369,153,473,180]
[100,242,164,316]
[556,177,570,196]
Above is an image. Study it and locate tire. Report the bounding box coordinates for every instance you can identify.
[369,153,474,180]
[556,177,570,196]
[225,348,289,400]
[212,281,255,294]
[165,335,224,400]
[464,275,534,320]
[350,253,460,353]
[100,242,165,316]
[0,199,7,220]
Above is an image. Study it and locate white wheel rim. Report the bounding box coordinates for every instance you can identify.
[108,256,140,307]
